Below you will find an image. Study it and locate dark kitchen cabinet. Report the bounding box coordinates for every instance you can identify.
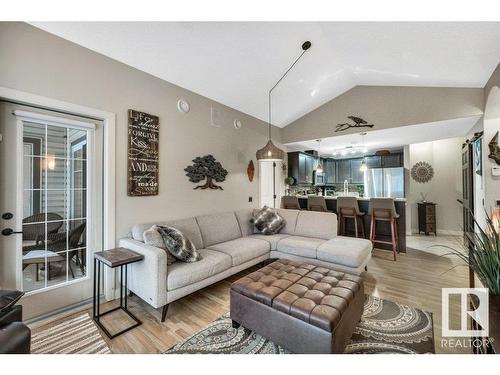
[288,151,403,186]
[350,158,364,184]
[336,159,350,183]
[365,155,382,168]
[325,159,336,183]
[298,153,307,184]
[305,155,315,184]
[382,153,403,168]
[288,152,315,185]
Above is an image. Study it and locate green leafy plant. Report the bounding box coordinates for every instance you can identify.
[443,213,500,295]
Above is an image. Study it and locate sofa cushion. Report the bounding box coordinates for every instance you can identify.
[196,212,242,247]
[317,236,372,268]
[249,233,291,250]
[130,217,204,249]
[251,206,286,235]
[131,223,153,241]
[294,211,337,240]
[276,209,299,235]
[234,209,254,237]
[167,249,232,290]
[207,237,270,266]
[276,236,326,259]
[166,218,204,250]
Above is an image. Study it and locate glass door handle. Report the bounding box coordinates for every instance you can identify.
[1,228,23,236]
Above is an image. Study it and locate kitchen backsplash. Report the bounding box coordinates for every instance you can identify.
[288,184,365,197]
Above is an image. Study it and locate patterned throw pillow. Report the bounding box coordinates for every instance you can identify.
[250,206,286,235]
[143,226,177,265]
[155,225,202,263]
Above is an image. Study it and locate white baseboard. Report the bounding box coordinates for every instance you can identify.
[410,228,462,236]
[25,297,94,327]
[437,229,462,236]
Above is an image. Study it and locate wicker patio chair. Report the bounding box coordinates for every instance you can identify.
[22,213,63,242]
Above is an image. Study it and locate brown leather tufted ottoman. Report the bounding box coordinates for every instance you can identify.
[230,259,364,353]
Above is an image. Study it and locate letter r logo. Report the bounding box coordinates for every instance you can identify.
[442,288,489,337]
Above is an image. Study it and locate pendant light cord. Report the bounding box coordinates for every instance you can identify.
[268,44,311,139]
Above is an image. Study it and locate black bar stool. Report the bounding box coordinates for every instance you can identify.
[337,196,365,238]
[369,198,399,261]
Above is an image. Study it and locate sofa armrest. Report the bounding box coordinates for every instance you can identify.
[118,238,167,309]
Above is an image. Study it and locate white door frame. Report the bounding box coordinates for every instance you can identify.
[0,86,116,301]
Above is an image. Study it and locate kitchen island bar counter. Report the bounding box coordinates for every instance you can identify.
[296,195,406,201]
[296,196,406,253]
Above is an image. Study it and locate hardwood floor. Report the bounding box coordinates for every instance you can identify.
[30,235,470,354]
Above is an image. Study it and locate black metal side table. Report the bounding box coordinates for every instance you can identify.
[93,247,144,339]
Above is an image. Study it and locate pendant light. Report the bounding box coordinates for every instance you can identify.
[316,139,323,173]
[256,41,312,161]
[359,132,368,172]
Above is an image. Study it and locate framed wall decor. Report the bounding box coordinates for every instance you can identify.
[411,161,434,183]
[127,109,160,196]
[474,138,482,176]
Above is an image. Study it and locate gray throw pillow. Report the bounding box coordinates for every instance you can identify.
[250,206,286,235]
[143,226,177,265]
[155,225,202,263]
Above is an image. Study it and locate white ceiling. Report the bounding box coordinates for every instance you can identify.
[285,115,482,157]
[31,22,500,127]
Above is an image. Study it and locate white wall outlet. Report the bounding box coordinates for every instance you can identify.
[211,107,221,127]
[492,166,500,177]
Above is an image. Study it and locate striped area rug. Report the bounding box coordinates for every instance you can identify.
[31,314,111,354]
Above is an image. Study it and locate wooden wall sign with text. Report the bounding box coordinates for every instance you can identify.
[127,109,160,196]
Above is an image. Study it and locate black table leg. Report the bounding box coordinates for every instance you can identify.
[97,259,100,320]
[124,265,128,310]
[92,259,141,339]
[119,265,123,308]
[93,258,97,319]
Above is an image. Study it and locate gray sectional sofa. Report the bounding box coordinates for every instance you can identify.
[118,208,372,321]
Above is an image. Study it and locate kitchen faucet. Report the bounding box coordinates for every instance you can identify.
[343,179,349,194]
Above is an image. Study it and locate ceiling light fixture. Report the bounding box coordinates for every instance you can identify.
[256,41,312,161]
[360,132,368,172]
[316,139,323,173]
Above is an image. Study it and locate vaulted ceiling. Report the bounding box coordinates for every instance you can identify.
[32,22,500,127]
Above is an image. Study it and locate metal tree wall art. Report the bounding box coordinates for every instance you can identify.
[184,155,228,190]
[335,116,374,132]
[411,161,434,183]
[488,131,500,165]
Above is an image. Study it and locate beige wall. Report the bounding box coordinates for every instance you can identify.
[282,86,484,144]
[483,64,500,214]
[0,22,283,239]
[408,138,463,234]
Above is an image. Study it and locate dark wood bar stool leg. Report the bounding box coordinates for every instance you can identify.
[390,218,397,261]
[370,208,398,261]
[369,216,375,244]
[359,216,366,238]
[353,215,358,238]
